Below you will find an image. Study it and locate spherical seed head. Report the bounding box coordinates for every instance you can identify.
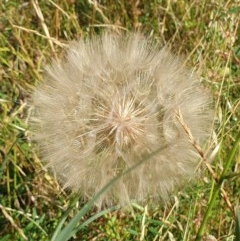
[31,32,213,208]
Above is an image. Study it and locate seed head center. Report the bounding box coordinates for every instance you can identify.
[109,98,143,147]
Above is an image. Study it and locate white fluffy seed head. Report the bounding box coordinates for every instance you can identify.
[31,32,213,208]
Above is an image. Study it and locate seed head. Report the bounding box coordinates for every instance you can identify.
[31,33,213,208]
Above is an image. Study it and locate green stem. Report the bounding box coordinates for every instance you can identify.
[195,132,240,241]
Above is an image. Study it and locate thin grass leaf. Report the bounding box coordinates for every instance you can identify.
[50,196,79,241]
[51,144,169,241]
[75,205,119,232]
[195,132,240,241]
[235,208,240,241]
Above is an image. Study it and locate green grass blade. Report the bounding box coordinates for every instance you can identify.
[195,132,240,241]
[235,209,240,241]
[75,205,119,233]
[51,144,169,241]
[50,196,79,241]
[50,209,72,241]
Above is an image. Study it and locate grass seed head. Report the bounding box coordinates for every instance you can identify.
[31,32,213,208]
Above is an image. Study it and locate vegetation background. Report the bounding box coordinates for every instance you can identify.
[0,0,239,240]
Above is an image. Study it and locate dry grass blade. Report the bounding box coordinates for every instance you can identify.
[0,204,28,241]
[31,0,56,53]
[175,109,235,216]
[175,109,218,181]
[12,24,67,47]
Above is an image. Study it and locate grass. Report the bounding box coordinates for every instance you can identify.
[0,0,239,240]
